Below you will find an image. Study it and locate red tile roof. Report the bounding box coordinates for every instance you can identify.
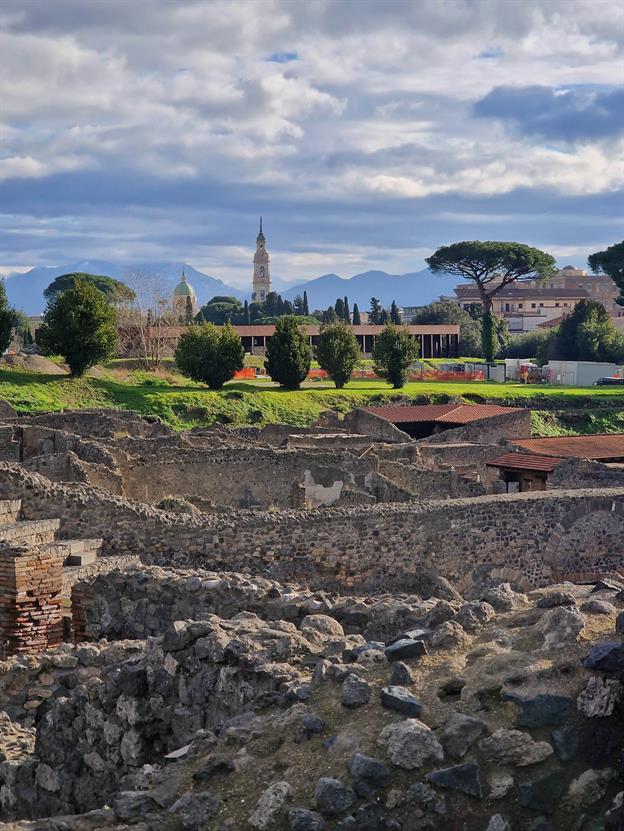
[512,434,624,460]
[486,453,563,472]
[364,403,522,425]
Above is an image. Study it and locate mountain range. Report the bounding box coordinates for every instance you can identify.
[3,260,460,316]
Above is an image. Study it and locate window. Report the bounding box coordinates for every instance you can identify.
[531,303,536,308]
[539,303,544,307]
[555,303,560,307]
[519,304,523,309]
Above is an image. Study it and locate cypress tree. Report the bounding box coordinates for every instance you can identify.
[243,299,251,324]
[303,290,309,316]
[390,300,401,324]
[334,298,345,320]
[343,296,351,324]
[265,315,311,389]
[352,303,361,326]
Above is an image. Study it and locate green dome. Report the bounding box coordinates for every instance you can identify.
[173,273,195,298]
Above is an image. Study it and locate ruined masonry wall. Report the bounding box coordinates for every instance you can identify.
[1,465,623,594]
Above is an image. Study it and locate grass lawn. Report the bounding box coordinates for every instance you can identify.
[1,363,624,433]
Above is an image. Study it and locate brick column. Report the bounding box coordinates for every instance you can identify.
[0,543,64,656]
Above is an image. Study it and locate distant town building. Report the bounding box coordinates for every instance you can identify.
[450,266,618,334]
[252,217,271,303]
[172,272,197,318]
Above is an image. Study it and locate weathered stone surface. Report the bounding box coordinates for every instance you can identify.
[289,808,326,831]
[505,692,571,728]
[314,778,355,816]
[430,621,469,649]
[380,686,423,717]
[378,719,444,770]
[348,752,392,798]
[248,781,293,830]
[489,771,514,799]
[453,601,495,632]
[113,791,159,820]
[583,642,624,672]
[481,582,526,612]
[479,729,553,766]
[580,599,616,615]
[567,768,613,809]
[486,815,512,831]
[518,773,565,814]
[426,763,482,798]
[577,676,623,717]
[536,591,577,608]
[539,606,585,649]
[384,638,427,661]
[389,661,414,686]
[300,615,345,639]
[169,792,220,830]
[405,781,446,815]
[341,674,372,709]
[440,712,486,759]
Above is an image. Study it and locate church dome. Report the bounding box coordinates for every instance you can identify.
[173,272,195,298]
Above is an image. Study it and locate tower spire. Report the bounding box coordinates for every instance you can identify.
[259,215,263,234]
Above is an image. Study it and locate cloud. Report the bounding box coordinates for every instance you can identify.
[0,0,622,283]
[474,84,624,141]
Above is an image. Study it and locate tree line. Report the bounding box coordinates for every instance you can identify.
[194,291,403,327]
[14,237,623,379]
[175,317,418,390]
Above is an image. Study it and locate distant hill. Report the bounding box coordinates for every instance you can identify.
[3,261,461,316]
[3,260,245,315]
[281,268,461,310]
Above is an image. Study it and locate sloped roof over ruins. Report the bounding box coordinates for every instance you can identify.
[365,403,522,425]
[486,452,563,472]
[512,433,624,460]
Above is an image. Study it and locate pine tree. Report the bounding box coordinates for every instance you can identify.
[303,291,309,316]
[380,308,389,324]
[334,298,345,320]
[343,296,351,324]
[352,303,361,326]
[390,300,401,324]
[293,295,304,315]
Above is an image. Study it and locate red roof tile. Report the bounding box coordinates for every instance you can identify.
[364,403,522,425]
[486,453,563,472]
[513,434,624,460]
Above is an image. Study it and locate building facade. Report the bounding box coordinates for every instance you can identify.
[451,266,618,334]
[252,217,271,303]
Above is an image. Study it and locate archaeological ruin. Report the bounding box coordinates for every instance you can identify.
[1,401,624,830]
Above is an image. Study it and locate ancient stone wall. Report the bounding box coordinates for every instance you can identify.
[1,465,623,595]
[6,409,171,440]
[548,457,624,490]
[416,409,532,445]
[342,408,412,443]
[378,459,486,498]
[118,447,382,508]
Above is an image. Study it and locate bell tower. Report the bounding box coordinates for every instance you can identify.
[252,216,271,302]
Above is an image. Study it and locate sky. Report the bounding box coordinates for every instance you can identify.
[0,0,623,288]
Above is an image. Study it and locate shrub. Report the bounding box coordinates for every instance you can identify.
[37,277,118,376]
[316,322,360,388]
[372,324,419,388]
[0,282,14,354]
[265,315,311,389]
[175,323,244,389]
